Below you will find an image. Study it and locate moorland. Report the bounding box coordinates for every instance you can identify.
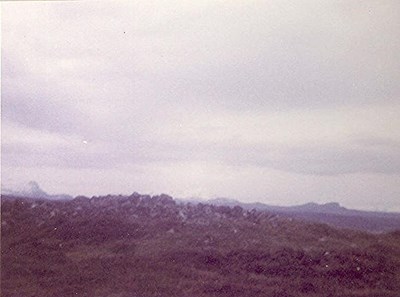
[1,193,400,297]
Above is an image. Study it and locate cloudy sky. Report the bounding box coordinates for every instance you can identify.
[2,1,400,211]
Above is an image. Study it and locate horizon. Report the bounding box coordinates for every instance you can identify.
[2,1,400,212]
[2,179,398,213]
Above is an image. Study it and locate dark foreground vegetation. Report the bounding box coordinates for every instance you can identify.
[2,193,400,297]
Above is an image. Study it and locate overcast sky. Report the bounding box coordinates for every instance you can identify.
[2,1,400,211]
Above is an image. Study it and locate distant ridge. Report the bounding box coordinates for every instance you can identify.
[206,197,400,232]
[2,186,399,232]
[1,181,73,200]
[207,197,398,216]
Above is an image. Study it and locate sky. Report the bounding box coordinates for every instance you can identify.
[2,1,400,211]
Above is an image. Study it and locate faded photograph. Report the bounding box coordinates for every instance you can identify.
[1,1,400,297]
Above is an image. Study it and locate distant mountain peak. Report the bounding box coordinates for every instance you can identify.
[23,181,48,197]
[1,181,72,200]
[296,202,345,213]
[27,180,40,190]
[302,201,342,208]
[208,197,240,205]
[323,202,342,209]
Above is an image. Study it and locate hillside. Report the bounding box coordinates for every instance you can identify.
[1,193,400,297]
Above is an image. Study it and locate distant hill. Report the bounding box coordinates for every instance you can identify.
[1,181,73,200]
[206,198,400,233]
[2,185,399,232]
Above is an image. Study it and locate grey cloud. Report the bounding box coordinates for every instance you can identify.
[2,1,400,210]
[144,138,400,176]
[5,0,399,117]
[2,80,87,135]
[272,144,400,175]
[2,143,113,170]
[352,137,400,149]
[130,0,400,111]
[5,134,399,177]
